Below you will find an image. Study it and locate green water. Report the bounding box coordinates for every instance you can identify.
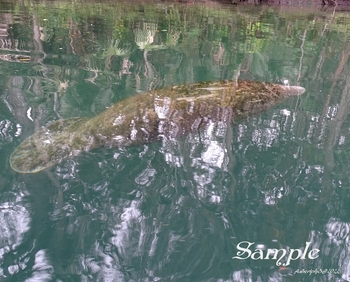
[0,1,350,281]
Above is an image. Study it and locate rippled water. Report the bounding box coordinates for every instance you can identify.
[1,1,350,281]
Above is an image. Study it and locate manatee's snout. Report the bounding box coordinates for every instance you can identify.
[282,85,306,96]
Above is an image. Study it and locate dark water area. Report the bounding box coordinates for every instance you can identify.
[1,0,350,281]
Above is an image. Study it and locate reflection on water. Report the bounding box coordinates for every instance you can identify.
[1,0,350,281]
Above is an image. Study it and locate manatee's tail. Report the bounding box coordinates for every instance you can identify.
[10,117,91,173]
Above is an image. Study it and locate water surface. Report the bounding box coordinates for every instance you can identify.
[0,1,350,281]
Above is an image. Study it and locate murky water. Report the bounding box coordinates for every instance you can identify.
[1,1,350,281]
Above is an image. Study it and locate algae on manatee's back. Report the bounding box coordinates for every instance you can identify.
[10,80,305,173]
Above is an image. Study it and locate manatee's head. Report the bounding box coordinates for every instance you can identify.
[236,80,305,99]
[280,85,306,96]
[233,81,306,116]
[10,118,91,173]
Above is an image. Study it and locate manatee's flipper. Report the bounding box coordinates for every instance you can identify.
[10,118,91,173]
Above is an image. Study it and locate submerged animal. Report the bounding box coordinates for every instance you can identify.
[10,80,305,173]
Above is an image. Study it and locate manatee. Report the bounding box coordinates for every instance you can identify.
[10,80,305,173]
